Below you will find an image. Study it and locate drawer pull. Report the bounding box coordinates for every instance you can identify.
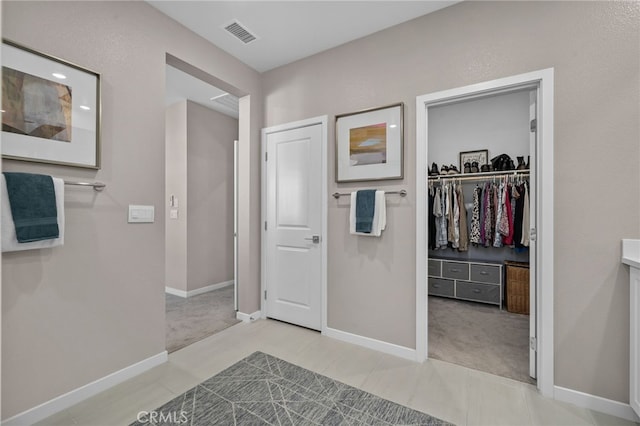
[473,289,481,293]
[433,284,440,288]
[480,271,489,275]
[449,268,460,273]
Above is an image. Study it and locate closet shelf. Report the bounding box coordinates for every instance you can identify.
[428,169,529,182]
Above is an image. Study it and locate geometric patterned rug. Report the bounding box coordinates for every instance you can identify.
[131,351,453,425]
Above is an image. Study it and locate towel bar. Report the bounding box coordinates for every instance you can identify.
[332,189,406,199]
[64,180,106,191]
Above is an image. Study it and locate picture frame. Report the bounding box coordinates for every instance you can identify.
[335,102,403,182]
[1,39,101,169]
[459,149,488,172]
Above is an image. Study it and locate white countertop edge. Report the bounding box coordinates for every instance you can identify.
[622,239,640,269]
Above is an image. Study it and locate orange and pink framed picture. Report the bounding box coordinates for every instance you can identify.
[1,39,101,169]
[335,102,403,182]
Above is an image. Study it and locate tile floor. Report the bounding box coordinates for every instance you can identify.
[37,319,637,426]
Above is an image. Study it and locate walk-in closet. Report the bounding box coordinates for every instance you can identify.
[426,88,536,384]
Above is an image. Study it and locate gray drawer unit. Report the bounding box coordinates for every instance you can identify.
[428,257,503,308]
[456,281,500,305]
[470,264,502,284]
[428,259,441,277]
[428,277,454,297]
[442,261,469,280]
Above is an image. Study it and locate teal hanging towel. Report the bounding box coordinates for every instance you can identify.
[3,172,59,242]
[355,189,376,233]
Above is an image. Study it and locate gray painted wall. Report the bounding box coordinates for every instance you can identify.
[186,101,237,291]
[262,1,640,403]
[1,1,262,419]
[427,89,530,171]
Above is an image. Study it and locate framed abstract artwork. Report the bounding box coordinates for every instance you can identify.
[1,39,101,169]
[335,102,403,182]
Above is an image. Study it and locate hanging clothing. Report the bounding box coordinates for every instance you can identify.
[452,184,460,248]
[434,187,448,248]
[457,184,469,252]
[428,187,436,250]
[493,182,504,248]
[483,183,494,247]
[469,185,481,245]
[447,184,455,246]
[498,183,510,237]
[427,176,529,253]
[521,182,530,247]
[513,183,524,249]
[503,184,514,246]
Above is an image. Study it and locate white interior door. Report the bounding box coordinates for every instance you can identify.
[233,139,238,311]
[529,89,538,379]
[264,123,323,330]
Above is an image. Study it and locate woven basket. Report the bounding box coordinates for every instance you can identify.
[505,261,530,314]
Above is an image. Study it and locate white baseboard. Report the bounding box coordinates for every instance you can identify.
[165,280,234,298]
[2,351,167,426]
[236,310,261,322]
[554,385,640,422]
[323,327,416,361]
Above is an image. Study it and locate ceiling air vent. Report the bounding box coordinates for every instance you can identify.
[224,20,258,44]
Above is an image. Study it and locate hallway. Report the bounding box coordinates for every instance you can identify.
[166,286,239,353]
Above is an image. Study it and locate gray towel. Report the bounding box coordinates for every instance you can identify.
[355,189,376,233]
[3,172,59,242]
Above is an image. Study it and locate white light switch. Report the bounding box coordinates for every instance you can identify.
[169,209,178,219]
[128,205,155,223]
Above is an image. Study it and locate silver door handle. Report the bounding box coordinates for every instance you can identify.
[304,235,321,244]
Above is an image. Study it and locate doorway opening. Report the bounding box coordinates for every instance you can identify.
[416,69,555,396]
[163,59,241,353]
[426,87,535,384]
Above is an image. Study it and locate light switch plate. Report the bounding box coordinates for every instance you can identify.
[169,209,178,219]
[128,205,155,223]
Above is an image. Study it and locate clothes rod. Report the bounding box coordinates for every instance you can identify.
[428,170,529,182]
[64,180,106,191]
[332,189,407,199]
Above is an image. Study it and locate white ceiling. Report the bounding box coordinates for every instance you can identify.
[150,1,458,73]
[157,1,459,117]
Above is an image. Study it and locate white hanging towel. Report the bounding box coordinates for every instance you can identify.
[349,190,386,237]
[1,175,65,252]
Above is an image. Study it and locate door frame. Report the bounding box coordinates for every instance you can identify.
[233,139,239,311]
[415,68,555,397]
[260,116,329,332]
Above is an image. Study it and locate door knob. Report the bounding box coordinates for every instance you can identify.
[304,235,321,244]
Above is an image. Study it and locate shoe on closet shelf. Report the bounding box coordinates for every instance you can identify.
[463,162,471,173]
[471,161,479,173]
[448,164,459,174]
[525,155,530,169]
[440,165,449,175]
[480,163,491,173]
[516,156,526,170]
[429,162,440,176]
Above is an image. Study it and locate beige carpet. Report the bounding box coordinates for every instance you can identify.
[428,295,535,384]
[166,286,241,353]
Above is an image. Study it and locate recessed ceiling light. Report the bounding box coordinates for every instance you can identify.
[79,105,91,111]
[52,73,67,79]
